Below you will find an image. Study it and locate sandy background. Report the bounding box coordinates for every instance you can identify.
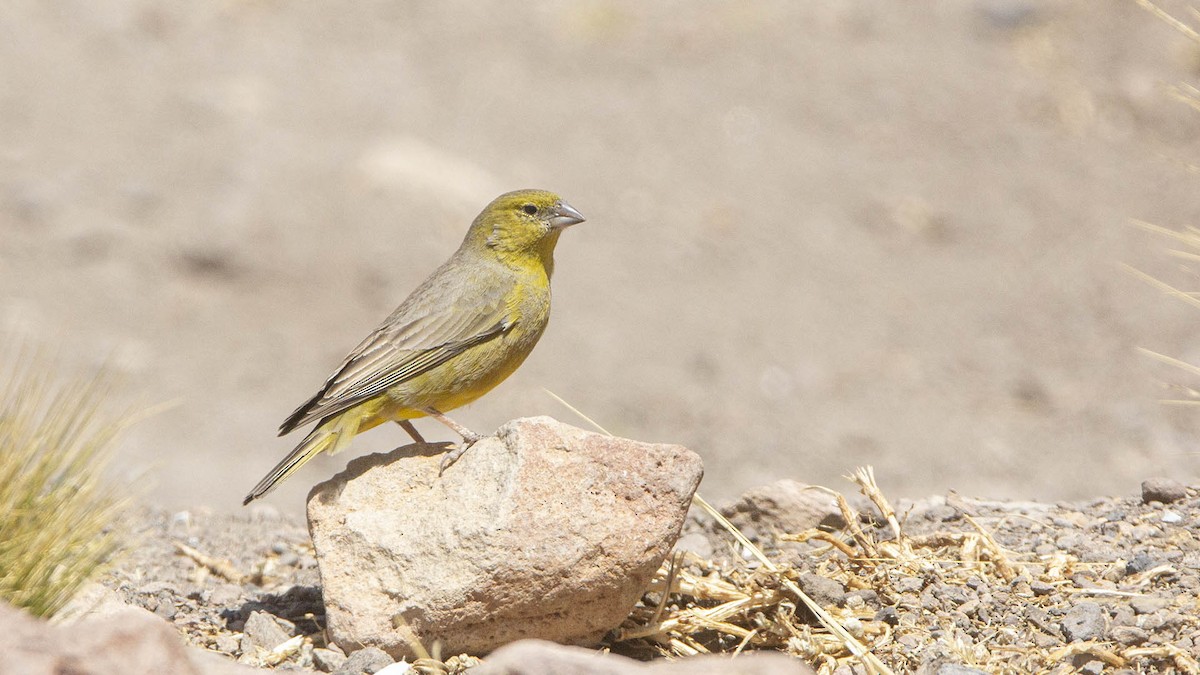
[4,0,1200,513]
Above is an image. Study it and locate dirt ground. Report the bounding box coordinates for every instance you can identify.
[103,478,1200,673]
[4,0,1200,512]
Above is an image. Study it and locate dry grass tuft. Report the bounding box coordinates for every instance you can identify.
[0,349,131,617]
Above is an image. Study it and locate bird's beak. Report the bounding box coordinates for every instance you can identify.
[549,200,586,229]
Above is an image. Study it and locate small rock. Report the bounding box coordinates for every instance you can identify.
[1110,626,1149,646]
[1126,552,1156,575]
[1032,631,1058,648]
[154,600,177,622]
[894,576,924,594]
[214,634,241,655]
[313,647,348,673]
[720,479,845,535]
[1142,478,1188,504]
[1030,580,1055,596]
[1129,596,1171,615]
[935,585,970,606]
[875,606,899,625]
[1061,602,1105,642]
[1110,604,1136,627]
[845,589,879,608]
[310,417,704,659]
[243,611,292,650]
[1161,510,1183,524]
[798,572,845,607]
[334,647,394,675]
[279,551,301,567]
[471,639,816,674]
[1077,659,1105,675]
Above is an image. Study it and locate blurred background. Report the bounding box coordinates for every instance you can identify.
[4,0,1200,513]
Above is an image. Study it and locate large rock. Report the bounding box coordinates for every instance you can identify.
[472,639,816,674]
[0,601,256,675]
[308,417,703,659]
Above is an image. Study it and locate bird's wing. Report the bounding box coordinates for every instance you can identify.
[279,273,514,435]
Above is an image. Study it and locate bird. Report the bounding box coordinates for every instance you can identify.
[243,189,585,504]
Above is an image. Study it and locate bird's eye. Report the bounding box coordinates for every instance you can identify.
[522,204,538,215]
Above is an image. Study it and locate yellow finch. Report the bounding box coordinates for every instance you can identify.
[243,189,585,504]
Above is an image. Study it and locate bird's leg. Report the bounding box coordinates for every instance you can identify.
[394,419,427,444]
[422,407,484,475]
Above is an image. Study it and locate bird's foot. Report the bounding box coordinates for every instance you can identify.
[423,408,486,475]
[438,435,481,475]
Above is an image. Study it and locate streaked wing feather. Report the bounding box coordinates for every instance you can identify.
[279,272,513,434]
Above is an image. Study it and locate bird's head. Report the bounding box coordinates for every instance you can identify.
[464,189,585,270]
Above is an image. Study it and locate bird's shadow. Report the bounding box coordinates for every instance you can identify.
[221,584,325,635]
[309,441,457,504]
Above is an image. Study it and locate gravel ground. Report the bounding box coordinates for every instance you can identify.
[101,476,1200,674]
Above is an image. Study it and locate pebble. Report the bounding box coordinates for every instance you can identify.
[1161,510,1183,524]
[332,647,394,675]
[1130,596,1171,615]
[1126,552,1156,575]
[935,585,971,606]
[1141,478,1188,505]
[1128,524,1159,540]
[313,647,348,673]
[845,589,879,608]
[243,611,293,650]
[1061,602,1105,641]
[154,602,176,621]
[1111,625,1149,646]
[1111,604,1136,627]
[798,572,845,607]
[1032,630,1059,648]
[214,634,240,655]
[1030,580,1055,596]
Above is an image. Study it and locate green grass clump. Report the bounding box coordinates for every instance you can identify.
[0,353,130,617]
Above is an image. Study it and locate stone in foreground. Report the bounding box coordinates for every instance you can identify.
[0,601,255,675]
[473,639,815,674]
[308,416,704,659]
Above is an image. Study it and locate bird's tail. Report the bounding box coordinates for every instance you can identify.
[243,412,365,505]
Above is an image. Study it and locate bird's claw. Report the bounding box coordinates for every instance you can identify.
[437,436,480,476]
